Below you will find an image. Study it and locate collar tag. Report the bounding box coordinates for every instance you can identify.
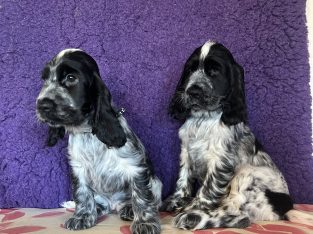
[117,107,126,117]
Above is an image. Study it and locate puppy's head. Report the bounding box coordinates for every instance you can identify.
[36,49,126,147]
[169,41,247,125]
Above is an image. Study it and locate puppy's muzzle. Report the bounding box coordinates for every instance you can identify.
[37,98,56,114]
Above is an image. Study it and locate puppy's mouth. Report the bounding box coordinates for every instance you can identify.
[43,119,62,127]
[36,107,86,127]
[189,96,222,111]
[36,111,62,127]
[206,103,222,111]
[191,103,221,112]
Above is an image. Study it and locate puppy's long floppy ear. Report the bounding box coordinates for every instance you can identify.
[221,62,247,125]
[46,126,65,147]
[90,74,127,148]
[169,47,201,121]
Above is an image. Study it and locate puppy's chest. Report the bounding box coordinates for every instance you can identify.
[68,133,130,192]
[179,117,230,179]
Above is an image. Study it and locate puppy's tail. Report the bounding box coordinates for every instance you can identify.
[285,209,313,226]
[265,190,313,226]
[61,199,111,216]
[60,201,76,209]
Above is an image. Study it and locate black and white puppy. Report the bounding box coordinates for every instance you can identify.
[161,41,313,230]
[36,49,162,234]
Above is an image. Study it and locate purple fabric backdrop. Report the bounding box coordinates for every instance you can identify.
[0,0,312,208]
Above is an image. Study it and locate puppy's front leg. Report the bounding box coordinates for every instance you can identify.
[188,155,236,210]
[174,155,236,229]
[64,176,97,230]
[131,167,161,234]
[161,145,194,212]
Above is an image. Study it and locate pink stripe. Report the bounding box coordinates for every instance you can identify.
[32,211,65,218]
[0,209,17,215]
[120,225,131,234]
[0,226,46,234]
[2,211,25,222]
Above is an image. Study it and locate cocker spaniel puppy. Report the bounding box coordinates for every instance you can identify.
[161,41,313,230]
[36,49,162,234]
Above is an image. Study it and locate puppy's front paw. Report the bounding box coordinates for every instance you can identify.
[131,220,161,234]
[160,196,192,212]
[64,214,96,230]
[174,211,202,230]
[119,204,134,221]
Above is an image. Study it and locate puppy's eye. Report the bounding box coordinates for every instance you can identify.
[66,74,76,82]
[64,74,78,86]
[208,69,219,77]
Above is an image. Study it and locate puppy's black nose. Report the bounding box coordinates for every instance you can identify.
[187,85,203,98]
[37,98,56,112]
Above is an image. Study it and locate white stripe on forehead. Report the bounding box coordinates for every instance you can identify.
[200,40,216,61]
[51,48,83,80]
[55,48,82,61]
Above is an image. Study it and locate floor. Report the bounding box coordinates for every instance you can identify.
[1,205,313,234]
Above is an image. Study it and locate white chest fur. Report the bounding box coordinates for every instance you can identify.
[178,112,233,179]
[67,132,140,194]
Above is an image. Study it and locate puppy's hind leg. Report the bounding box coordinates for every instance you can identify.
[174,165,292,230]
[150,176,163,208]
[174,191,250,230]
[174,176,250,230]
[174,208,250,230]
[174,167,253,230]
[118,203,134,221]
[94,195,111,216]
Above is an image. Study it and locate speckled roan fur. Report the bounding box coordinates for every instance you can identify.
[36,49,162,234]
[170,112,289,229]
[65,118,162,234]
[161,41,293,230]
[0,0,312,208]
